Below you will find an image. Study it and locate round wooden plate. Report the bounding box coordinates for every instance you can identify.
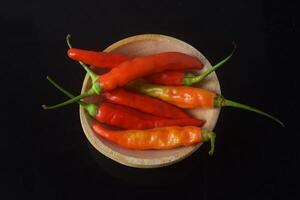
[80,34,221,168]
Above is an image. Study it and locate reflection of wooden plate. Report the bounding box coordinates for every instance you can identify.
[80,34,221,168]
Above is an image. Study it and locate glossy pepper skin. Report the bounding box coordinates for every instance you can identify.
[67,48,131,69]
[102,88,192,119]
[43,51,204,110]
[143,45,235,86]
[92,123,216,155]
[66,35,234,87]
[67,47,191,85]
[67,46,195,85]
[126,81,216,109]
[95,103,205,129]
[44,76,205,129]
[126,81,284,126]
[68,48,229,86]
[98,52,203,91]
[144,70,185,86]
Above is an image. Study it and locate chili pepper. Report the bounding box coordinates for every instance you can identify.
[102,88,193,119]
[45,76,205,129]
[67,34,218,86]
[43,44,204,109]
[126,81,284,126]
[66,34,131,69]
[67,35,234,86]
[68,49,131,69]
[144,44,236,86]
[92,123,216,155]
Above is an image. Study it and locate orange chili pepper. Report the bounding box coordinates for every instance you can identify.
[126,81,284,126]
[92,123,216,155]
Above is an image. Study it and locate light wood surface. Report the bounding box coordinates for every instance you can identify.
[80,34,221,168]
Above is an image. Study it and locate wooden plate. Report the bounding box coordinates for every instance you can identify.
[80,34,221,168]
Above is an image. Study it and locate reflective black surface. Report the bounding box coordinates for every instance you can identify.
[1,0,299,199]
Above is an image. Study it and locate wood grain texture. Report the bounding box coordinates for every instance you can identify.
[80,34,221,168]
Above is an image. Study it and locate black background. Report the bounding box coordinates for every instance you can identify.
[1,0,299,199]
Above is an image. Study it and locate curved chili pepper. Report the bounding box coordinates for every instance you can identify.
[66,34,132,69]
[102,88,193,119]
[126,81,284,126]
[45,77,205,129]
[43,46,204,109]
[144,44,235,86]
[98,51,202,89]
[92,123,216,155]
[68,48,131,69]
[67,34,217,86]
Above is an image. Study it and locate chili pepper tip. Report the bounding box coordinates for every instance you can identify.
[66,35,99,82]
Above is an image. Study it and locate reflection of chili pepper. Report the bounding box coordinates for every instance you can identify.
[45,77,205,129]
[102,88,193,119]
[126,81,284,126]
[43,43,203,109]
[92,123,216,155]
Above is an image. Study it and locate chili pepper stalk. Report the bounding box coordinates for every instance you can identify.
[126,81,284,127]
[92,123,216,155]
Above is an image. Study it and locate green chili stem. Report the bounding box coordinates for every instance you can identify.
[201,130,216,156]
[42,34,103,111]
[42,81,102,110]
[66,34,99,83]
[66,34,73,48]
[183,42,236,86]
[42,89,94,110]
[47,76,75,99]
[215,96,284,127]
[43,76,98,117]
[80,62,99,83]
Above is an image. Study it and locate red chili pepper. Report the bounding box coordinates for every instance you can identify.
[43,44,204,109]
[45,77,205,129]
[66,35,132,69]
[144,46,235,86]
[144,70,185,86]
[67,34,229,86]
[95,103,205,129]
[98,51,202,90]
[126,81,284,126]
[68,48,131,69]
[102,88,192,119]
[92,123,216,155]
